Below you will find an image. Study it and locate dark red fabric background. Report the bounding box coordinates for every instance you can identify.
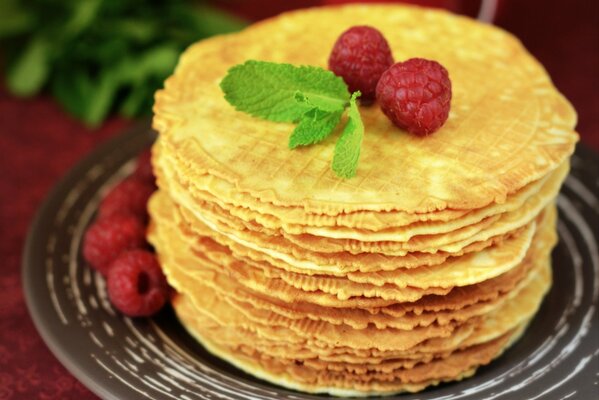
[0,1,597,398]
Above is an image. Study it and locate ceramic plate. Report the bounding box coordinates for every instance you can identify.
[23,123,599,400]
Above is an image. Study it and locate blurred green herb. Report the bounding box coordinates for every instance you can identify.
[0,0,246,127]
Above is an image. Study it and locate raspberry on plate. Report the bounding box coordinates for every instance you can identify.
[328,25,394,102]
[98,177,155,222]
[133,149,156,186]
[376,58,452,136]
[82,214,146,276]
[107,250,169,317]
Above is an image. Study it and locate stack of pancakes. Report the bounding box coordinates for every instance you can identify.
[147,5,578,396]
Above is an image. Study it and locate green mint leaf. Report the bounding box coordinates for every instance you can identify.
[7,36,50,97]
[120,82,149,117]
[289,108,343,149]
[135,44,180,79]
[332,92,364,179]
[0,0,34,38]
[220,60,350,122]
[62,0,102,40]
[83,69,119,127]
[188,5,248,36]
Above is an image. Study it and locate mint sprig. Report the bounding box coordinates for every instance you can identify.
[332,92,364,179]
[220,60,364,178]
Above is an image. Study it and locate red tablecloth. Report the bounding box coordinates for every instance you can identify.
[1,1,596,398]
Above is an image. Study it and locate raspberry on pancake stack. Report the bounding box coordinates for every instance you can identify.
[148,5,578,396]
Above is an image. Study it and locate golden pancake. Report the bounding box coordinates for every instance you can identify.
[157,139,567,240]
[156,145,567,255]
[176,199,515,271]
[148,3,576,396]
[149,192,552,355]
[151,205,538,332]
[174,293,528,395]
[162,249,548,352]
[154,5,576,215]
[150,191,553,292]
[167,247,548,394]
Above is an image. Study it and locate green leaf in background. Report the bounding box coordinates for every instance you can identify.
[62,0,102,40]
[332,92,364,179]
[1,0,248,126]
[0,0,34,38]
[188,5,248,36]
[110,18,159,44]
[84,70,120,126]
[120,82,151,118]
[135,44,181,81]
[52,70,94,119]
[7,37,51,97]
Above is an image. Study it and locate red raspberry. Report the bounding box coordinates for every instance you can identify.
[376,58,452,136]
[107,250,169,317]
[133,149,156,186]
[82,214,146,276]
[328,26,394,102]
[98,177,155,222]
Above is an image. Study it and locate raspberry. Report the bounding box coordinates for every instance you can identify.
[107,250,169,317]
[98,177,155,222]
[329,26,394,102]
[82,214,146,276]
[133,149,156,186]
[376,58,452,136]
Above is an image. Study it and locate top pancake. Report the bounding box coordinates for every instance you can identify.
[153,4,577,215]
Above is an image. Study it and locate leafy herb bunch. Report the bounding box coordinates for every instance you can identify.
[1,0,245,126]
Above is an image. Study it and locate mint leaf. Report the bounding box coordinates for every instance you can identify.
[220,60,350,122]
[289,108,342,149]
[84,69,119,127]
[332,92,364,179]
[7,36,51,97]
[62,0,102,39]
[0,0,33,38]
[52,70,93,119]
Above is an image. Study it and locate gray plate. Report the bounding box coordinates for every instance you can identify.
[23,123,599,400]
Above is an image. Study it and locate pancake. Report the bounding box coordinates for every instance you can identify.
[154,5,576,216]
[150,191,553,292]
[148,3,577,396]
[148,192,553,356]
[157,139,567,241]
[156,141,568,252]
[173,293,530,395]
